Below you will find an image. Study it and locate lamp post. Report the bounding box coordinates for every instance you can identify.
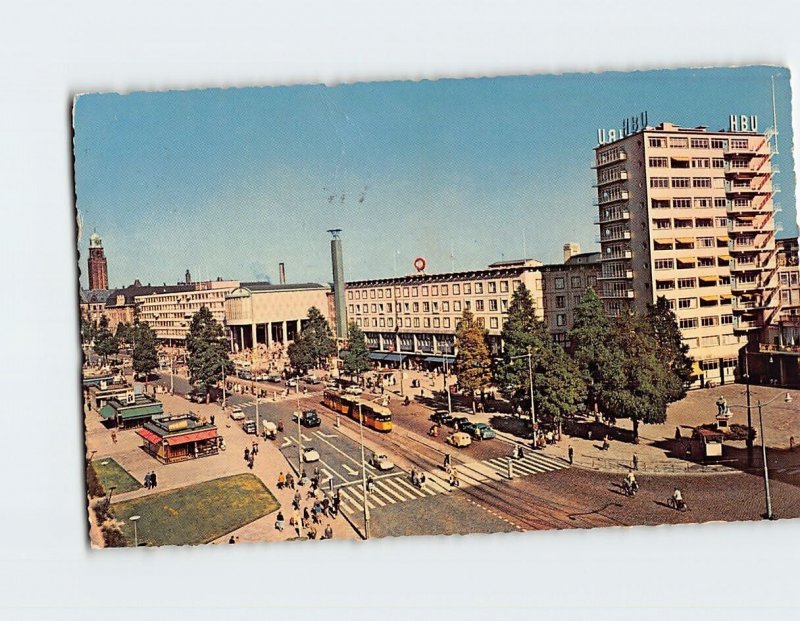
[358,401,371,540]
[435,342,453,415]
[510,347,537,435]
[296,396,302,476]
[129,514,141,547]
[727,391,791,520]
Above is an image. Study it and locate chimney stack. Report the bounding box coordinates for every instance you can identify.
[328,229,347,339]
[279,262,286,285]
[563,242,581,263]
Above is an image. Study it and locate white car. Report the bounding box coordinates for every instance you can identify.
[229,406,245,421]
[302,447,320,463]
[287,378,298,388]
[344,385,363,395]
[370,454,394,471]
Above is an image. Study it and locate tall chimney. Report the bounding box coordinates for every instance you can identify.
[328,229,347,339]
[278,262,286,285]
[563,242,581,263]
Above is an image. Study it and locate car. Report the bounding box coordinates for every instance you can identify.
[450,416,471,430]
[468,422,496,440]
[267,374,282,383]
[298,410,321,428]
[229,406,245,421]
[446,432,472,448]
[302,447,320,463]
[287,378,298,388]
[242,419,257,434]
[430,411,454,426]
[256,373,270,381]
[325,381,339,390]
[304,375,321,385]
[370,454,394,471]
[344,385,363,395]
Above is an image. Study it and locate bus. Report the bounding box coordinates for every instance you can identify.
[322,390,393,432]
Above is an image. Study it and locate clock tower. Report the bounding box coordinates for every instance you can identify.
[88,232,109,290]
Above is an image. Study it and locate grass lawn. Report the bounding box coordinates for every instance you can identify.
[91,458,142,495]
[112,474,279,546]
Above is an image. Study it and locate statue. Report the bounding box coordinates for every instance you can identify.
[716,396,728,417]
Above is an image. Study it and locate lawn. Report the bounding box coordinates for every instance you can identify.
[91,458,142,495]
[111,474,279,546]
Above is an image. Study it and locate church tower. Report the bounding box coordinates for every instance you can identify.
[88,232,109,290]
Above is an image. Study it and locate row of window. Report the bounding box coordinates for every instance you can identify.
[655,276,731,290]
[652,217,728,229]
[677,314,735,329]
[354,315,502,330]
[654,257,729,270]
[651,197,729,209]
[648,157,726,169]
[348,279,516,300]
[648,136,741,150]
[350,298,510,315]
[550,275,596,290]
[650,177,716,188]
[653,238,729,250]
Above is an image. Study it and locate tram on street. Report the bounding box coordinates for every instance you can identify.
[322,389,393,432]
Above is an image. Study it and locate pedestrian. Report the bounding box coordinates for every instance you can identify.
[150,471,157,488]
[324,524,333,540]
[303,507,310,528]
[278,472,285,489]
[449,470,460,488]
[568,445,574,465]
[275,511,285,531]
[244,447,250,462]
[410,468,417,486]
[790,436,796,452]
[248,455,254,469]
[210,414,215,425]
[419,473,426,488]
[286,472,294,489]
[632,454,639,471]
[308,525,318,540]
[144,472,151,489]
[293,491,301,510]
[111,429,117,444]
[228,536,236,544]
[675,427,682,440]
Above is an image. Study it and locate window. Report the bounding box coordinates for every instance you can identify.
[674,218,693,229]
[423,318,430,328]
[347,291,353,300]
[489,299,498,311]
[413,318,420,327]
[422,302,430,313]
[695,218,713,228]
[698,257,715,267]
[693,177,712,188]
[501,299,509,312]
[499,281,509,293]
[348,304,354,313]
[421,286,428,296]
[377,289,383,298]
[554,277,565,290]
[412,302,419,312]
[452,284,460,295]
[453,301,461,311]
[404,318,411,327]
[711,138,728,150]
[712,158,725,168]
[474,283,483,294]
[671,157,690,169]
[656,280,675,291]
[679,317,698,329]
[650,177,669,188]
[730,138,749,149]
[655,258,674,270]
[432,301,439,313]
[442,301,449,312]
[649,137,667,147]
[464,301,471,311]
[441,285,448,295]
[701,316,718,327]
[587,276,597,287]
[571,276,582,288]
[556,314,566,327]
[488,282,496,293]
[721,314,733,325]
[690,138,709,149]
[715,217,728,227]
[443,318,451,328]
[431,285,438,295]
[489,317,498,329]
[403,302,410,313]
[403,288,410,298]
[475,300,484,311]
[371,304,377,313]
[370,290,376,299]
[672,177,690,188]
[714,198,727,208]
[556,295,566,308]
[379,317,385,327]
[672,198,692,208]
[669,137,689,148]
[701,335,720,347]
[698,237,714,248]
[694,197,712,209]
[653,219,672,229]
[433,318,440,328]
[678,278,696,289]
[649,157,668,167]
[386,288,392,298]
[412,287,418,297]
[652,199,670,209]
[463,284,472,294]
[678,298,695,309]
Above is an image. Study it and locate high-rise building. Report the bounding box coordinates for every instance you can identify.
[593,119,780,385]
[88,232,109,290]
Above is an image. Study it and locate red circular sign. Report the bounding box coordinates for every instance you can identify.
[414,257,426,272]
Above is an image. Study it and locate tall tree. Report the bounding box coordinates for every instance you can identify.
[80,316,97,346]
[131,322,159,380]
[647,296,694,401]
[93,315,119,365]
[186,306,233,402]
[115,322,132,349]
[288,307,337,373]
[454,310,493,413]
[343,322,371,380]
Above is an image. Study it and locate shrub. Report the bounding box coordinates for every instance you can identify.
[102,525,127,547]
[86,463,105,498]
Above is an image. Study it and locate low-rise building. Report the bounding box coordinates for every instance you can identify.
[136,413,221,464]
[99,393,165,429]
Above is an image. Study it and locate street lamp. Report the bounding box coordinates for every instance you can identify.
[727,391,791,520]
[509,346,537,435]
[358,401,371,540]
[129,514,141,547]
[435,342,453,415]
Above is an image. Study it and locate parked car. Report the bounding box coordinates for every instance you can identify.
[450,416,471,430]
[370,454,394,471]
[298,410,321,428]
[229,406,245,421]
[446,432,472,448]
[468,422,496,440]
[430,411,454,426]
[325,381,339,390]
[242,419,257,434]
[304,375,321,385]
[344,385,363,395]
[267,374,282,383]
[287,378,298,388]
[302,447,320,463]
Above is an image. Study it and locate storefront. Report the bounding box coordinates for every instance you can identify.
[137,414,220,464]
[99,394,165,429]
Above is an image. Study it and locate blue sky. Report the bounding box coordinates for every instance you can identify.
[74,66,796,289]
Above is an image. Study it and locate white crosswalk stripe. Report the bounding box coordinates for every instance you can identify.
[334,451,570,514]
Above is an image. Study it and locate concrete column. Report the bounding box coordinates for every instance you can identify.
[432,334,438,353]
[267,322,272,348]
[779,357,786,386]
[239,326,245,351]
[229,328,235,352]
[296,319,302,340]
[395,334,401,353]
[412,333,418,353]
[282,321,288,346]
[251,323,257,350]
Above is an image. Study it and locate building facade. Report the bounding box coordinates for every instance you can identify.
[136,280,239,344]
[593,120,780,385]
[223,282,333,352]
[87,232,109,291]
[541,250,601,345]
[765,236,800,347]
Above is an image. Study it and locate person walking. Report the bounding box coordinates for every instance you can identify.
[150,471,157,488]
[278,472,285,489]
[244,447,250,462]
[275,511,285,531]
[293,491,301,511]
[324,523,333,540]
[568,445,574,465]
[111,429,117,444]
[632,454,639,471]
[144,472,152,489]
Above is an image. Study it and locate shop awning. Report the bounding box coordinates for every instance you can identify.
[424,355,456,364]
[691,361,703,376]
[700,296,719,302]
[675,237,695,244]
[382,353,405,363]
[136,428,162,445]
[676,257,696,264]
[164,429,218,446]
[118,404,164,420]
[653,238,674,245]
[699,276,718,283]
[369,351,388,361]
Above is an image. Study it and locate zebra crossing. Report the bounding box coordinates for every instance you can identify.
[334,450,569,515]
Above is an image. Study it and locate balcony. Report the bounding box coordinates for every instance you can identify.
[733,318,764,331]
[595,190,630,206]
[600,249,632,261]
[596,209,631,224]
[730,259,763,272]
[732,298,766,313]
[602,288,635,299]
[600,270,634,280]
[593,149,627,168]
[600,229,631,243]
[594,170,629,187]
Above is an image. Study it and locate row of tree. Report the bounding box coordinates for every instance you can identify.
[86,315,160,379]
[455,284,693,441]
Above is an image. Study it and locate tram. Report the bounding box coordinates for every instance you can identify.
[322,389,393,432]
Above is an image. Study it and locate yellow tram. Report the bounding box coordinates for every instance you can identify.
[322,390,393,432]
